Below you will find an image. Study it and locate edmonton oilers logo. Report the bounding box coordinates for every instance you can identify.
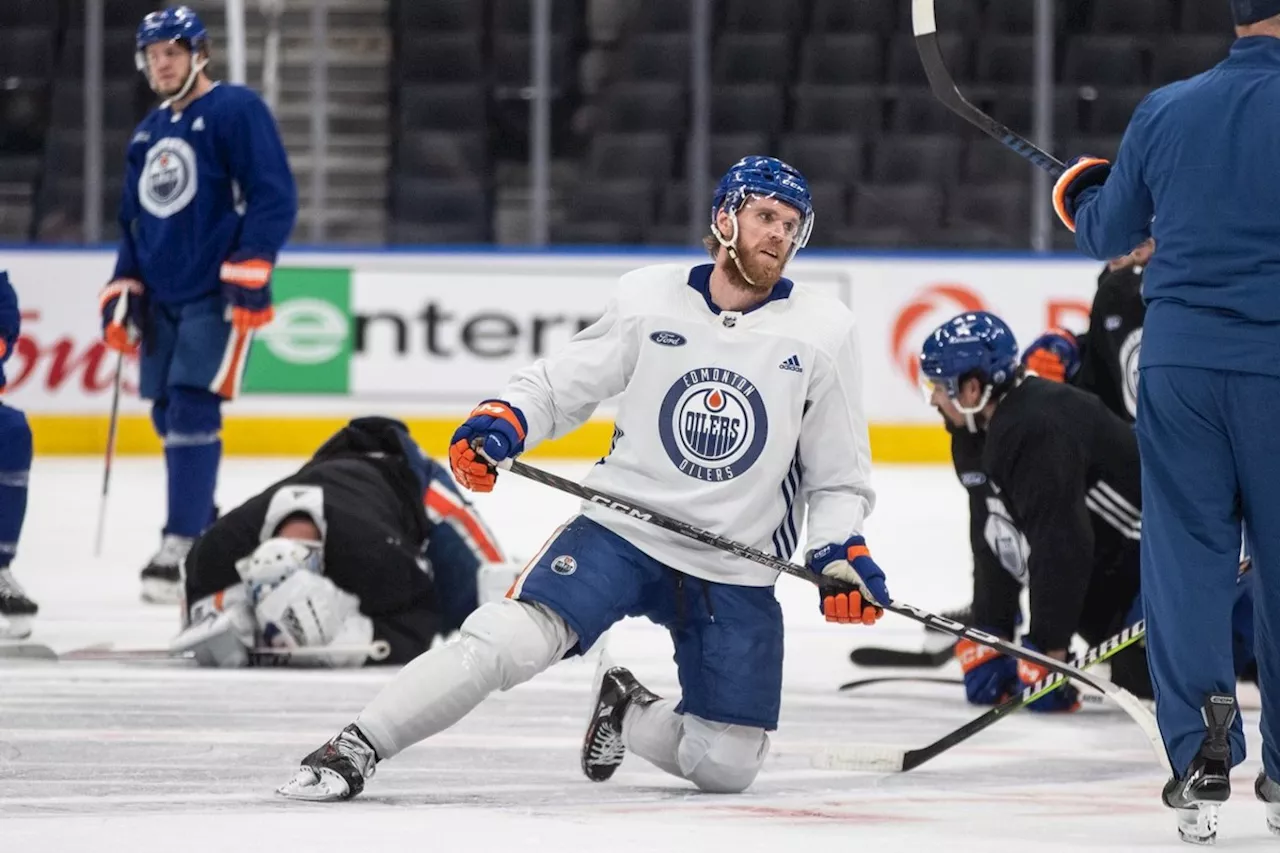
[139,137,198,219]
[658,367,768,481]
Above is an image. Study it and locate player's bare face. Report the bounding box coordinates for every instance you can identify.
[145,42,192,97]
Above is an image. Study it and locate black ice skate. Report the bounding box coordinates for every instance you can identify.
[581,663,660,782]
[140,534,193,604]
[1255,771,1280,836]
[0,568,38,639]
[277,723,379,802]
[1162,693,1238,845]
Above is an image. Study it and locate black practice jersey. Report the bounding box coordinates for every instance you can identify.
[185,440,442,664]
[949,426,1025,638]
[1075,263,1146,422]
[981,377,1143,651]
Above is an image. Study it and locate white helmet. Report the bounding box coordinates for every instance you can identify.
[235,537,323,602]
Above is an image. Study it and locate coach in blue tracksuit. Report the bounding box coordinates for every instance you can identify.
[1051,0,1280,832]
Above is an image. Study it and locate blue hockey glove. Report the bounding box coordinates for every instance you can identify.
[1053,156,1111,232]
[220,256,275,333]
[956,634,1018,705]
[806,535,889,625]
[1017,641,1081,713]
[99,278,146,355]
[448,400,528,493]
[1021,328,1080,383]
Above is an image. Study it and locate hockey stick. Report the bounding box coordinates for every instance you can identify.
[499,458,1168,769]
[836,674,1107,707]
[819,620,1146,772]
[93,350,125,557]
[912,0,1065,178]
[839,675,962,691]
[0,639,392,663]
[850,639,956,668]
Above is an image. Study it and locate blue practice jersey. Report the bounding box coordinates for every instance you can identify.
[1071,37,1280,378]
[0,270,19,389]
[112,83,298,306]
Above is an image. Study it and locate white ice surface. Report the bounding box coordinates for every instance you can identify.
[1,458,1272,851]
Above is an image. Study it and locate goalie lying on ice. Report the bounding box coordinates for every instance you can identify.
[171,416,518,667]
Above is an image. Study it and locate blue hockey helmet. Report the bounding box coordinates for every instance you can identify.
[919,311,1020,401]
[135,7,210,101]
[136,6,208,62]
[710,156,814,261]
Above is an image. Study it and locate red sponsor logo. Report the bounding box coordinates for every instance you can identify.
[890,284,987,386]
[5,310,137,395]
[1046,298,1091,332]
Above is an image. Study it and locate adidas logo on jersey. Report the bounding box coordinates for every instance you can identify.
[779,354,803,373]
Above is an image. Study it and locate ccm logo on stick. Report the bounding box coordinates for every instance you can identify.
[590,496,653,520]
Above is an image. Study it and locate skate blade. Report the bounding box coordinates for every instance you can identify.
[275,767,352,802]
[1175,804,1219,845]
[140,580,181,605]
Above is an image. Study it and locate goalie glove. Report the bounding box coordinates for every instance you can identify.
[254,570,374,668]
[171,584,255,668]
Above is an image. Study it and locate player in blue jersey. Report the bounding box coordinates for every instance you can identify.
[1051,0,1280,842]
[0,271,35,639]
[100,6,297,604]
[275,157,887,802]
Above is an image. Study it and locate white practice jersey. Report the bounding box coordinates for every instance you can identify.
[502,263,875,586]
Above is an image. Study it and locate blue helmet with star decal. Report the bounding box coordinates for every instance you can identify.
[135,6,210,101]
[919,311,1020,400]
[710,156,814,261]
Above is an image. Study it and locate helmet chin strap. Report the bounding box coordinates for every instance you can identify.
[158,53,209,108]
[954,384,994,433]
[712,212,757,287]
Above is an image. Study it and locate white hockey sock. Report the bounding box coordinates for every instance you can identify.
[355,599,576,760]
[622,698,685,778]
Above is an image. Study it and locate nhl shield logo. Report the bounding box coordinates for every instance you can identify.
[658,367,768,481]
[139,137,198,219]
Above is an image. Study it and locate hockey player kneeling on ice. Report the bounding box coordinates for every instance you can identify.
[921,311,1256,712]
[171,416,514,667]
[277,156,885,802]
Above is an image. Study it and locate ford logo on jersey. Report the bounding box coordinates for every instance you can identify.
[649,330,687,347]
[658,368,769,481]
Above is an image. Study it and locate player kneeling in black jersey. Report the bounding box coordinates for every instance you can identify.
[171,417,514,667]
[921,311,1255,712]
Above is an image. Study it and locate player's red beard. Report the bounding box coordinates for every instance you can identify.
[721,237,788,293]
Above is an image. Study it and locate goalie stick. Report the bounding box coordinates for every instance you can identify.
[820,620,1146,771]
[498,458,1168,770]
[913,0,1065,178]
